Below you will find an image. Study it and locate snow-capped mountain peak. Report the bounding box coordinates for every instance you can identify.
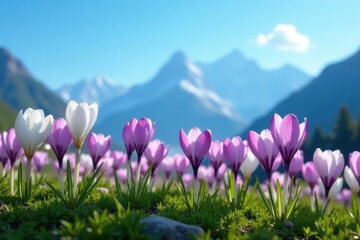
[179,79,236,119]
[57,75,127,105]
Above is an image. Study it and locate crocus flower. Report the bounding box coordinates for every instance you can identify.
[87,132,112,171]
[160,156,175,179]
[0,134,9,169]
[288,150,304,181]
[47,118,73,170]
[240,143,259,180]
[247,129,282,179]
[179,128,212,179]
[215,163,228,183]
[111,150,127,170]
[270,113,308,171]
[336,188,351,205]
[174,154,190,176]
[301,161,319,192]
[198,166,215,188]
[182,173,194,190]
[144,139,169,177]
[207,140,224,177]
[122,118,137,160]
[15,108,54,159]
[32,151,49,173]
[344,166,360,193]
[348,151,360,186]
[1,129,23,195]
[319,177,343,200]
[313,148,344,198]
[116,168,128,184]
[223,136,247,180]
[133,118,156,162]
[65,100,98,149]
[271,171,285,188]
[1,129,23,168]
[54,153,76,173]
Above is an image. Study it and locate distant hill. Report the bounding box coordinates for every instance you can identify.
[241,47,360,138]
[0,48,65,117]
[0,100,16,131]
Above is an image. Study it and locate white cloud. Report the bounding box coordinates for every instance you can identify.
[256,24,310,52]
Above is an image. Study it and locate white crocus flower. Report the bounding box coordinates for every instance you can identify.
[15,108,54,159]
[344,166,360,193]
[65,100,98,195]
[65,100,98,149]
[14,108,53,200]
[240,150,259,180]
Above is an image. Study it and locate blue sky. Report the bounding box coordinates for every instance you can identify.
[1,1,360,89]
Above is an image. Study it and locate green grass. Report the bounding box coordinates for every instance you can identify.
[0,177,357,240]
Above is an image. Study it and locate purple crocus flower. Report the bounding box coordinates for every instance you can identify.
[179,128,212,179]
[248,129,281,179]
[288,150,304,181]
[32,151,49,173]
[133,118,156,162]
[122,118,137,161]
[198,166,215,188]
[223,136,247,180]
[144,139,169,177]
[270,113,308,172]
[313,148,344,198]
[301,161,319,192]
[47,118,73,170]
[174,154,190,176]
[271,171,285,188]
[215,163,227,183]
[116,168,128,184]
[87,132,112,170]
[1,128,23,167]
[336,188,351,205]
[160,156,175,179]
[348,151,360,185]
[54,153,76,173]
[0,133,9,168]
[207,140,224,178]
[110,150,127,170]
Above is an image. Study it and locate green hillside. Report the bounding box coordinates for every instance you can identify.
[0,100,16,131]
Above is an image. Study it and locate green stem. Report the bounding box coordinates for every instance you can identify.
[282,171,289,214]
[310,189,315,211]
[234,175,239,205]
[1,165,5,177]
[73,148,81,196]
[126,161,132,193]
[212,179,217,195]
[59,169,64,197]
[10,167,14,196]
[25,157,32,199]
[194,178,199,206]
[135,162,141,196]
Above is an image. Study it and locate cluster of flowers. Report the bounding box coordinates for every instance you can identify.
[0,100,359,210]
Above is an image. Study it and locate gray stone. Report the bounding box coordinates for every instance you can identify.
[140,216,204,240]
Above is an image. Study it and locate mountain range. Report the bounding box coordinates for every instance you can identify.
[198,50,311,121]
[0,48,65,117]
[97,52,245,148]
[95,51,311,146]
[241,47,360,138]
